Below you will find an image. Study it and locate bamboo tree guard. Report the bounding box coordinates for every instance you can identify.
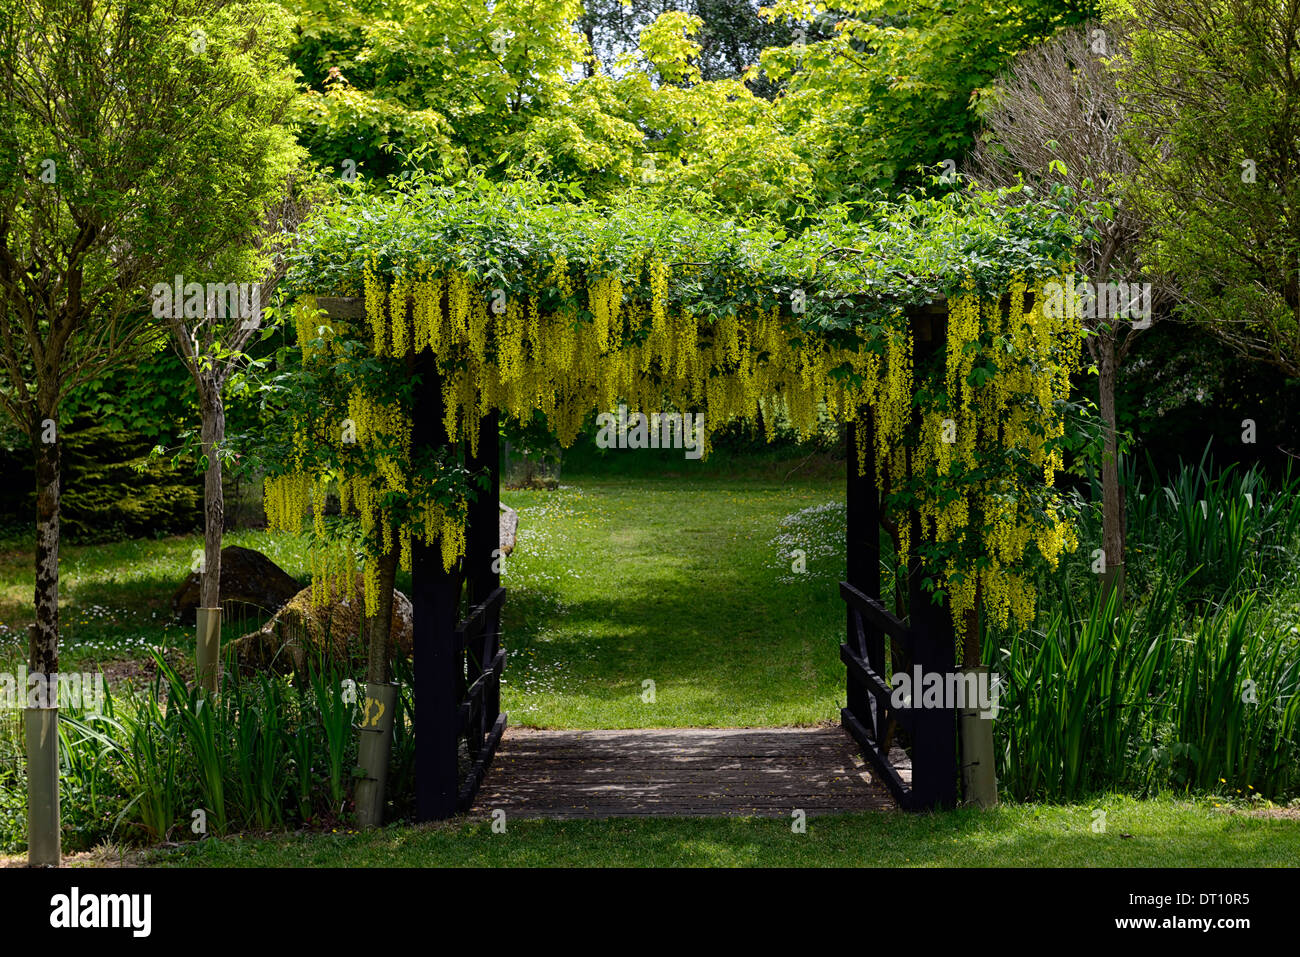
[24,706,59,865]
[23,625,59,865]
[195,606,221,694]
[355,681,399,826]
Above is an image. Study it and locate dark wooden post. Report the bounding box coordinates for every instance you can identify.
[905,529,959,809]
[845,407,883,740]
[413,353,462,821]
[905,310,958,809]
[464,413,500,605]
[464,412,502,743]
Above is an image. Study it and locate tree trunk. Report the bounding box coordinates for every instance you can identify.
[29,402,62,865]
[365,538,400,685]
[356,535,400,826]
[193,379,226,692]
[1098,333,1126,603]
[199,378,225,609]
[30,407,60,677]
[962,578,983,669]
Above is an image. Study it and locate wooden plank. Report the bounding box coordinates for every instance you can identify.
[845,407,877,730]
[489,744,863,758]
[464,413,503,749]
[844,408,879,626]
[468,808,891,819]
[901,324,959,811]
[478,775,883,790]
[840,643,893,706]
[489,754,860,767]
[465,414,501,609]
[489,737,857,749]
[461,648,505,707]
[314,295,365,319]
[457,591,506,646]
[476,794,891,805]
[458,712,508,811]
[310,294,949,328]
[496,727,852,741]
[840,643,917,734]
[472,727,897,818]
[906,586,958,810]
[484,757,862,769]
[477,796,892,806]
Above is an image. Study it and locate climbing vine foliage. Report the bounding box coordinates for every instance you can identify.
[262,177,1082,636]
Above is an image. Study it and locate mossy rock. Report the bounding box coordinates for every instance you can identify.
[171,545,301,625]
[229,575,412,675]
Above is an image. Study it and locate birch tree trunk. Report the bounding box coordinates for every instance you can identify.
[1097,333,1125,602]
[28,397,61,865]
[199,378,225,609]
[30,403,60,677]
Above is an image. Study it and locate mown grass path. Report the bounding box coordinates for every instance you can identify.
[498,477,847,727]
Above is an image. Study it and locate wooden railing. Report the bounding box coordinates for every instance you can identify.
[455,586,507,811]
[839,580,958,810]
[841,378,957,811]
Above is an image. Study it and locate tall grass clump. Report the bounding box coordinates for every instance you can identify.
[990,449,1300,801]
[0,710,26,853]
[1121,449,1300,601]
[991,580,1300,801]
[0,652,368,853]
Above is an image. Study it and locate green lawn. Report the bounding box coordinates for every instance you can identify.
[499,476,847,727]
[4,470,1297,868]
[150,796,1299,868]
[1,474,852,726]
[0,527,317,673]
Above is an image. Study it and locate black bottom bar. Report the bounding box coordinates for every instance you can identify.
[841,707,918,809]
[458,712,508,811]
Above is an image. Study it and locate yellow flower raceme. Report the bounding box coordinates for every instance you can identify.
[282,268,1077,637]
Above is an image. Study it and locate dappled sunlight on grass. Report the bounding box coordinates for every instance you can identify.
[152,795,1299,868]
[498,477,846,727]
[0,529,313,672]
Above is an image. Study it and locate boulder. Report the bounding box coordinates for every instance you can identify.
[171,545,301,625]
[228,575,413,675]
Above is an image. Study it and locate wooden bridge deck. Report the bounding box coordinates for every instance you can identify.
[474,726,899,818]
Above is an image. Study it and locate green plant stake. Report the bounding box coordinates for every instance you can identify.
[196,607,222,694]
[355,682,399,828]
[25,705,60,866]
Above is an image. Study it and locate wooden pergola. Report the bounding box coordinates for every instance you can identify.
[316,294,961,818]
